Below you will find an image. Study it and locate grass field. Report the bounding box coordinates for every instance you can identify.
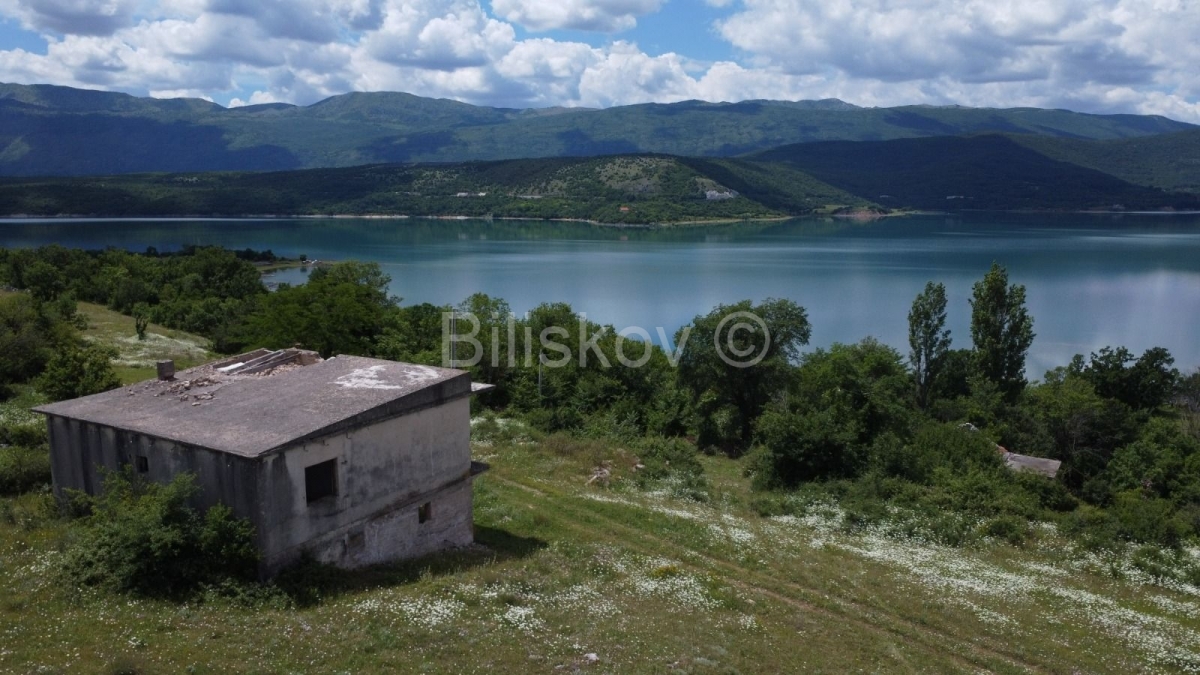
[3,417,1199,673]
[76,301,213,384]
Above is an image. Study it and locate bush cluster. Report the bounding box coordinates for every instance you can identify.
[61,470,259,597]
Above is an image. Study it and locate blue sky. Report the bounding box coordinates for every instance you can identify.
[0,0,1197,122]
[0,17,46,54]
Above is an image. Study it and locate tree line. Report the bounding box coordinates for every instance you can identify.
[3,245,1199,552]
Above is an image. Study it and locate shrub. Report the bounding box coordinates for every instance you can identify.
[981,515,1032,546]
[1109,491,1191,548]
[751,407,863,489]
[0,445,51,495]
[901,422,1004,483]
[61,469,259,597]
[1013,470,1078,512]
[0,421,46,447]
[37,343,121,402]
[633,436,709,501]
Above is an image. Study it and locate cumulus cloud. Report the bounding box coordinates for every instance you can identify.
[1,0,139,36]
[713,0,1200,119]
[0,0,1196,122]
[490,0,665,32]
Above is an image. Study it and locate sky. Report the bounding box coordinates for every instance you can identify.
[0,0,1198,122]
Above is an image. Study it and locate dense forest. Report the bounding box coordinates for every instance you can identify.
[3,245,1199,593]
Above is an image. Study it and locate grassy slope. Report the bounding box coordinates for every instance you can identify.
[3,426,1199,672]
[0,289,212,385]
[76,300,213,384]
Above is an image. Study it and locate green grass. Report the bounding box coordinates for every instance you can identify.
[77,301,214,384]
[2,420,1199,672]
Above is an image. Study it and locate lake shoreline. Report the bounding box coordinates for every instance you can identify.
[0,210,936,228]
[7,208,1200,228]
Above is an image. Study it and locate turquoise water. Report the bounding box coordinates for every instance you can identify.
[3,213,1199,375]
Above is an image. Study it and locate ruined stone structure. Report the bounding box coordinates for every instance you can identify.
[35,350,490,574]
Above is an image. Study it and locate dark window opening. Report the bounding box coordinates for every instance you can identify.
[305,459,337,504]
[418,502,432,524]
[135,456,149,474]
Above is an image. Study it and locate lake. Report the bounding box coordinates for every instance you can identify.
[3,213,1199,375]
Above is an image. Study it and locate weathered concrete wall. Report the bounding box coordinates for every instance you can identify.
[45,415,262,527]
[257,397,474,571]
[303,478,473,569]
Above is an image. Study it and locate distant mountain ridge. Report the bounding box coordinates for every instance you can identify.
[0,83,1194,176]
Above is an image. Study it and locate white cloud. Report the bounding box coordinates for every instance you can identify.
[0,0,1196,122]
[0,0,139,36]
[490,0,664,32]
[713,0,1200,119]
[575,42,695,106]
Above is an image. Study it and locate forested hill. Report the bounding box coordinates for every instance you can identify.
[1010,129,1200,195]
[748,134,1200,212]
[1,82,1195,176]
[3,143,1198,222]
[0,156,875,223]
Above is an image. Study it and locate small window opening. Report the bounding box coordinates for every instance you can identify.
[135,456,149,474]
[418,502,432,524]
[305,459,337,504]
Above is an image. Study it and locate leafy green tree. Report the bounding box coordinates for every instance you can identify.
[1103,418,1200,502]
[908,281,952,409]
[36,343,121,402]
[678,298,811,453]
[751,406,862,488]
[1024,368,1138,493]
[239,262,396,357]
[132,302,150,341]
[375,302,451,365]
[1071,346,1179,411]
[970,263,1034,399]
[0,293,81,394]
[0,294,55,388]
[793,338,914,445]
[23,260,66,302]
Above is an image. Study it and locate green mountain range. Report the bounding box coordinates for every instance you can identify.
[1,83,1195,176]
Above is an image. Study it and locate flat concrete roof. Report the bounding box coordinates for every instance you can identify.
[34,355,472,458]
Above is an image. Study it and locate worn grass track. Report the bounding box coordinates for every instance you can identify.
[488,471,1044,674]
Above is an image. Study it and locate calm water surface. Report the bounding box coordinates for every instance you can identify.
[3,214,1199,375]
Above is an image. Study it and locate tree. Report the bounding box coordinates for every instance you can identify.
[1071,346,1179,411]
[23,260,66,302]
[132,302,150,341]
[793,338,914,446]
[239,261,397,357]
[677,298,811,453]
[751,406,862,488]
[908,281,952,409]
[0,293,78,393]
[970,263,1034,399]
[37,343,121,402]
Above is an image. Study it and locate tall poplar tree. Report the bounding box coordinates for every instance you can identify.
[970,263,1035,399]
[908,281,951,409]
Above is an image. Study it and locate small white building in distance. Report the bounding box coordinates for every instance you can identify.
[34,349,491,575]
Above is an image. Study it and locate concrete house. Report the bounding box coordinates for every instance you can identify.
[34,349,490,574]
